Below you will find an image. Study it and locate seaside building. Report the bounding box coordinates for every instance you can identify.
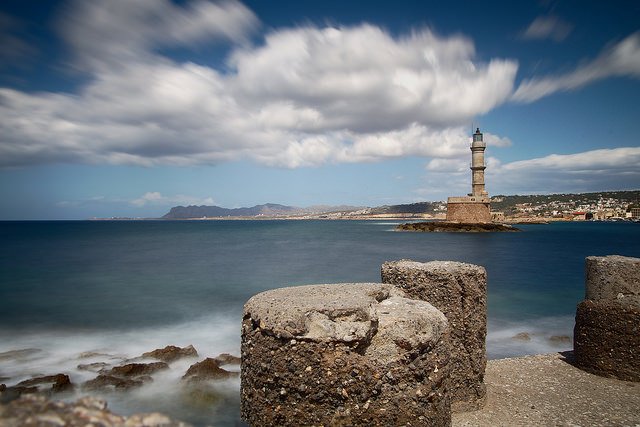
[446,128,492,223]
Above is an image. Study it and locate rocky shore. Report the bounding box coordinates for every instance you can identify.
[396,221,520,232]
[3,352,638,426]
[0,345,240,426]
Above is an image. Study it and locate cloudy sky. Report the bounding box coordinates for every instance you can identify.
[0,0,638,219]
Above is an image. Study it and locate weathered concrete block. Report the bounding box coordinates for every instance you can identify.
[241,283,451,427]
[574,299,640,381]
[574,255,640,382]
[381,260,487,411]
[585,255,640,304]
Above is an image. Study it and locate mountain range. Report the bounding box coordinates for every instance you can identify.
[162,203,363,219]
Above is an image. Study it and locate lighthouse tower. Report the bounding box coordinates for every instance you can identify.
[446,127,492,223]
[470,128,488,197]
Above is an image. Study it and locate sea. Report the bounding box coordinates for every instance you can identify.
[1,219,638,426]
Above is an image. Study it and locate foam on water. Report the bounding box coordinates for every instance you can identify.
[487,315,574,360]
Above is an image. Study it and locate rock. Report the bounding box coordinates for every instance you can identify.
[78,362,110,372]
[396,222,519,233]
[141,345,198,363]
[77,351,112,359]
[16,374,73,393]
[512,332,532,342]
[0,349,42,361]
[548,335,571,345]
[1,374,73,403]
[182,358,236,382]
[381,260,487,412]
[214,353,241,365]
[82,362,168,391]
[0,394,191,426]
[241,283,451,427]
[0,385,38,404]
[108,362,169,377]
[83,374,146,391]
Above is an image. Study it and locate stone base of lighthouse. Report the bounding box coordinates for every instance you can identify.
[446,196,491,223]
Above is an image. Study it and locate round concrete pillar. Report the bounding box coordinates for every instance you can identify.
[575,255,640,381]
[381,260,487,411]
[241,283,451,426]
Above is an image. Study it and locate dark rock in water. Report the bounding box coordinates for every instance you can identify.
[214,353,241,365]
[78,362,110,372]
[142,345,198,363]
[182,358,237,382]
[1,374,73,403]
[0,349,42,361]
[83,374,146,391]
[512,332,532,342]
[1,384,39,404]
[181,383,226,409]
[0,394,192,426]
[77,351,113,359]
[17,374,73,393]
[549,335,571,345]
[83,362,168,391]
[108,362,169,377]
[396,221,519,233]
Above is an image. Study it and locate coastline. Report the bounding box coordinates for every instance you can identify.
[3,351,638,426]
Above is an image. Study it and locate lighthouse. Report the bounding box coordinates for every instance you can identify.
[446,127,492,223]
[470,128,488,197]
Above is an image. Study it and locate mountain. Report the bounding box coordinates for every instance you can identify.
[163,203,298,219]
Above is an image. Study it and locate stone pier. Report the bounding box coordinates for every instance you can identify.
[241,283,452,426]
[381,260,487,411]
[574,255,640,382]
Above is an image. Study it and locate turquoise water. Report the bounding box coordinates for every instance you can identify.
[1,220,638,424]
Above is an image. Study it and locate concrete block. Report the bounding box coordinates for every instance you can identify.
[381,260,487,411]
[585,255,640,304]
[241,283,451,426]
[574,299,640,382]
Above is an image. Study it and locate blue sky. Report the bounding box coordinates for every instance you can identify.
[0,0,638,219]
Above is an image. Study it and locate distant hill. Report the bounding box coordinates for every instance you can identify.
[162,203,364,219]
[163,203,297,219]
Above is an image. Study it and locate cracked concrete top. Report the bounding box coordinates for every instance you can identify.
[243,283,447,350]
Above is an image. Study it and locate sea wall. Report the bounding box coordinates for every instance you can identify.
[381,260,487,411]
[446,198,491,223]
[574,255,640,381]
[241,283,452,426]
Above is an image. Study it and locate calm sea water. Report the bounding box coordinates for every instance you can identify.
[1,220,638,425]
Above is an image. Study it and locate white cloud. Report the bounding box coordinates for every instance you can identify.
[0,1,519,170]
[513,32,640,102]
[522,16,573,42]
[488,147,640,194]
[502,147,640,172]
[58,0,259,71]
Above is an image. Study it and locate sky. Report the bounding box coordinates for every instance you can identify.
[0,0,639,219]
